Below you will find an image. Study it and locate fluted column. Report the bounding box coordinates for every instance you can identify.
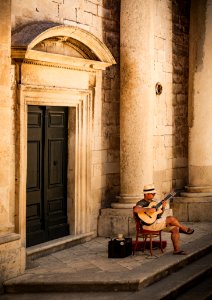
[0,0,14,233]
[185,0,212,196]
[112,0,154,208]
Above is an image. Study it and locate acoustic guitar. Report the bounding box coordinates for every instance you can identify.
[137,191,176,225]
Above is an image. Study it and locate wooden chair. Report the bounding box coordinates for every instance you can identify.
[133,209,164,256]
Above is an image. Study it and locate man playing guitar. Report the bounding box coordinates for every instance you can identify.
[133,184,194,255]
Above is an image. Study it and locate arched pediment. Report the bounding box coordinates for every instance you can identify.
[11,22,116,69]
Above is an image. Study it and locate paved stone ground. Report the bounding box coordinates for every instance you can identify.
[2,222,211,300]
[26,222,210,275]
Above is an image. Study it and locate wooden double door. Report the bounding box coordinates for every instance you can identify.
[26,106,69,247]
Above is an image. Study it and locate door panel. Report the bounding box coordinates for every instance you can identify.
[45,107,69,240]
[27,106,69,247]
[49,139,64,185]
[27,107,45,246]
[27,141,41,190]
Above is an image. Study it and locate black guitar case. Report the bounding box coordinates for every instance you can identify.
[108,237,132,258]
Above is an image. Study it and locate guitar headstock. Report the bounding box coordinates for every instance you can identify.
[164,190,176,200]
[170,190,176,197]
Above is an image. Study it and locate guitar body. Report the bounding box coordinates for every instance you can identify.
[137,191,176,225]
[137,201,163,225]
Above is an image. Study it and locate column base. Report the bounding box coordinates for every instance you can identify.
[111,194,143,208]
[98,208,134,237]
[185,185,212,194]
[97,208,173,237]
[111,202,134,208]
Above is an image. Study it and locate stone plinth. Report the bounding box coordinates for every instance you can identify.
[170,196,212,222]
[98,208,173,238]
[98,208,134,237]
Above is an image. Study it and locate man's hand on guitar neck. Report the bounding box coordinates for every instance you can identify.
[162,201,167,209]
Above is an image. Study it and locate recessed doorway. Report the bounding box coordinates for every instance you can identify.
[26,105,69,247]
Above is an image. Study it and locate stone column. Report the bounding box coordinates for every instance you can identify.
[186,0,212,194]
[0,0,14,233]
[112,0,154,208]
[174,0,212,222]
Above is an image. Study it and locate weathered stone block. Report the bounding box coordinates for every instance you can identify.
[98,208,134,237]
[93,136,109,150]
[91,175,106,189]
[93,163,103,176]
[60,3,78,21]
[84,0,98,15]
[171,197,212,222]
[92,150,107,164]
[83,11,93,25]
[0,235,24,286]
[103,162,119,174]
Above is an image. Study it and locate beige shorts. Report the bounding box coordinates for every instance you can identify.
[143,217,175,232]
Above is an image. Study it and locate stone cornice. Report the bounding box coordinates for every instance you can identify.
[11,49,112,71]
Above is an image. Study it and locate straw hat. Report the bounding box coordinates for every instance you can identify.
[143,183,157,194]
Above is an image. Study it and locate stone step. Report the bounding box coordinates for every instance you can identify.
[129,252,212,300]
[174,274,212,300]
[3,233,212,294]
[26,232,95,260]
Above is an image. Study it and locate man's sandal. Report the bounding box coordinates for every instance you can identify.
[173,250,188,255]
[179,228,194,235]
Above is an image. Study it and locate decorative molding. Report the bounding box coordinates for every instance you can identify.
[12,23,116,69]
[12,48,112,72]
[21,58,98,73]
[0,233,20,245]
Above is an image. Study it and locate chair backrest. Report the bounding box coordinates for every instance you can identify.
[133,206,143,232]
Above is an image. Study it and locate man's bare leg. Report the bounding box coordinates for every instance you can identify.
[170,226,180,252]
[166,216,193,232]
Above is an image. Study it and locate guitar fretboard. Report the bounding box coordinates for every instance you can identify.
[155,191,176,209]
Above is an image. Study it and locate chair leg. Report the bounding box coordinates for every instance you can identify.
[149,234,152,256]
[133,234,139,255]
[143,235,147,253]
[159,232,163,253]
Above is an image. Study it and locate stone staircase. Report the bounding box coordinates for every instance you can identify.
[1,232,212,299]
[129,251,212,300]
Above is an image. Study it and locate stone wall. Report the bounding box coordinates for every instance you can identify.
[152,0,174,196]
[153,0,190,196]
[11,0,120,211]
[0,234,24,291]
[170,0,212,221]
[172,0,190,188]
[0,0,120,285]
[9,0,189,215]
[101,1,120,207]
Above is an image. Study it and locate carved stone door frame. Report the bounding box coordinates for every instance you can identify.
[12,23,115,248]
[16,85,92,245]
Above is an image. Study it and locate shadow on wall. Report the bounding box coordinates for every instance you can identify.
[101,0,121,208]
[172,0,190,189]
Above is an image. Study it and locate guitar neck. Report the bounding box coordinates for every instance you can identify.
[155,200,164,210]
[155,192,176,209]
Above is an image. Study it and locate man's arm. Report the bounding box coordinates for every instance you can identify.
[133,205,146,214]
[133,205,156,214]
[157,201,167,218]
